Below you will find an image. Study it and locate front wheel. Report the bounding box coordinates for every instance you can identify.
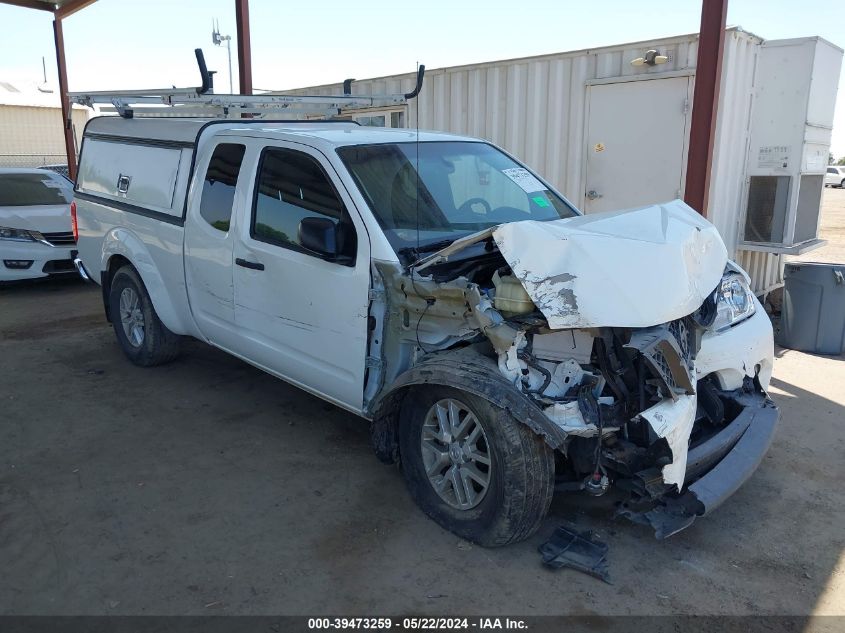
[399,386,555,547]
[108,265,180,367]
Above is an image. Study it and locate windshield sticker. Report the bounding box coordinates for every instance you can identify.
[41,179,63,188]
[532,195,550,208]
[502,168,546,193]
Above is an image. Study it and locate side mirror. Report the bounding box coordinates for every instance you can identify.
[298,217,339,259]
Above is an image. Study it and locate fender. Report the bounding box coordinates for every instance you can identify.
[368,348,568,464]
[101,227,200,337]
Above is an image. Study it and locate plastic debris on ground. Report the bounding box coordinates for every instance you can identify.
[538,525,612,584]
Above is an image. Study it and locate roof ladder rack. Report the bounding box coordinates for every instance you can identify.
[69,49,425,120]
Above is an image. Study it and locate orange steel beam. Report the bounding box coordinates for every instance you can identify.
[684,0,729,216]
[54,0,97,20]
[235,0,252,94]
[53,16,77,181]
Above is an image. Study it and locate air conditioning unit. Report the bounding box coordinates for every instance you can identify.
[740,36,842,255]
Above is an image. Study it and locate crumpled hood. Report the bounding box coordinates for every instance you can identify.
[491,200,728,329]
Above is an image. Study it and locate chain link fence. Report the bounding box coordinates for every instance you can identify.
[0,154,74,179]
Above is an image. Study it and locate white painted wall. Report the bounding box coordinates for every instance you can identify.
[0,102,88,167]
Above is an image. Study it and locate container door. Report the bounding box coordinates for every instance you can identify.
[584,76,691,213]
[184,141,248,349]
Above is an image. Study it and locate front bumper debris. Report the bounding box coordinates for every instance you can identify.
[617,389,779,538]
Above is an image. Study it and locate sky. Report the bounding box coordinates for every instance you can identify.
[1,0,844,155]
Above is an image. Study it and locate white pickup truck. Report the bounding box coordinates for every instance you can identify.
[73,115,778,546]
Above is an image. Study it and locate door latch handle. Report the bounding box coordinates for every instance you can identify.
[236,258,264,271]
[586,190,603,200]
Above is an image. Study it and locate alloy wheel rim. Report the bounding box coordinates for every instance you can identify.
[420,398,492,510]
[119,287,145,348]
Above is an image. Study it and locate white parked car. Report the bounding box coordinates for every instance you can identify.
[825,166,845,187]
[73,116,778,546]
[0,168,77,281]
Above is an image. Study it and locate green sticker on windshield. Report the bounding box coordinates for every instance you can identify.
[532,196,550,208]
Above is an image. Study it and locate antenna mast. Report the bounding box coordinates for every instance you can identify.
[212,19,234,94]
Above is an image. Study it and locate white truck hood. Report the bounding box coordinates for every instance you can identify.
[419,199,728,329]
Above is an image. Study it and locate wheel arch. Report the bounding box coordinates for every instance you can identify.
[368,348,567,464]
[100,228,195,336]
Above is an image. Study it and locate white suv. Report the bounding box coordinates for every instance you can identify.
[825,166,845,187]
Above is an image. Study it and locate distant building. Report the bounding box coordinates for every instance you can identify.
[0,80,89,172]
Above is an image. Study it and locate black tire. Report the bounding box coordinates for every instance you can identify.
[840,179,845,188]
[108,265,180,367]
[399,386,554,547]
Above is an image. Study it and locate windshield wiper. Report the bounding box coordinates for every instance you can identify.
[397,238,459,259]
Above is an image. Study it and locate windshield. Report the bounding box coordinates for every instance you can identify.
[0,173,72,207]
[336,141,578,257]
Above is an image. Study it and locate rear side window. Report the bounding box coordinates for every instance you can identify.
[251,147,356,261]
[199,143,246,232]
[0,173,72,206]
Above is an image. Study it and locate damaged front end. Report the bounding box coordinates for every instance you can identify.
[366,201,779,539]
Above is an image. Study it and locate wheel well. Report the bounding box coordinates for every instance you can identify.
[368,349,570,464]
[370,386,409,465]
[101,255,133,322]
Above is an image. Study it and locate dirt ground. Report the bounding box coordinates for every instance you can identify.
[1,195,844,619]
[789,186,845,264]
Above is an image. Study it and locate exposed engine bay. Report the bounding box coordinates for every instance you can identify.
[365,201,776,538]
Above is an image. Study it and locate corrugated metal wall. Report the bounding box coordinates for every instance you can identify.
[708,31,784,295]
[286,32,702,204]
[286,28,784,294]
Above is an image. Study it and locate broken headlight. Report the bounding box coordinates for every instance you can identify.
[711,274,755,331]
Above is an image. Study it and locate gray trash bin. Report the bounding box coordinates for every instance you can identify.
[779,261,845,355]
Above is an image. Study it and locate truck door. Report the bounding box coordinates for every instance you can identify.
[184,142,247,350]
[231,142,371,412]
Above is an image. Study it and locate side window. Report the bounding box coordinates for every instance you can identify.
[252,147,357,263]
[199,143,246,232]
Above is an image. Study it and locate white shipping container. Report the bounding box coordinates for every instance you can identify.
[283,27,842,295]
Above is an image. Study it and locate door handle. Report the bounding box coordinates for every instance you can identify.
[586,190,603,200]
[236,258,264,271]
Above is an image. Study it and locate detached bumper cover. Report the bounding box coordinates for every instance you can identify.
[618,390,779,538]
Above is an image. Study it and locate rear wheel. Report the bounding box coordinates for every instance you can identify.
[840,178,845,188]
[399,386,554,547]
[108,265,180,366]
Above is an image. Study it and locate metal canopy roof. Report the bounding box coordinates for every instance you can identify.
[0,0,97,19]
[0,0,255,181]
